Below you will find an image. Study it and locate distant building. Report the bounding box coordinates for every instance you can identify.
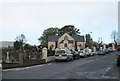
[0,41,14,48]
[48,33,85,51]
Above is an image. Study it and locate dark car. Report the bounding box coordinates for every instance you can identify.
[117,54,120,66]
[116,45,120,66]
[71,51,80,60]
[116,45,120,51]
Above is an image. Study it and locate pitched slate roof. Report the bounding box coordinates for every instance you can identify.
[48,34,85,42]
[68,40,74,43]
[72,35,85,42]
[48,35,60,42]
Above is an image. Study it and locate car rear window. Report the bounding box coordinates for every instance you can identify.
[56,50,65,54]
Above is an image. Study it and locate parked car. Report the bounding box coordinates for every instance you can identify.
[116,45,120,66]
[108,47,114,52]
[71,51,80,60]
[116,45,120,51]
[116,53,120,66]
[78,49,87,58]
[90,52,94,56]
[105,48,109,54]
[84,47,91,56]
[98,49,106,55]
[54,49,73,62]
[88,49,94,56]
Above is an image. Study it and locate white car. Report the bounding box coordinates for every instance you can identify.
[88,49,94,56]
[105,48,109,54]
[98,49,106,55]
[79,49,87,57]
[84,48,91,56]
[54,49,73,62]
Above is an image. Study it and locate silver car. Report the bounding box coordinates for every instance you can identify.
[98,49,106,55]
[79,49,87,57]
[54,49,73,62]
[84,48,91,56]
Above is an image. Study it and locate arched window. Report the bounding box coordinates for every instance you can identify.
[64,36,68,40]
[64,43,67,47]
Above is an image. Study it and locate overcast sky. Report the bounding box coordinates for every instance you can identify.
[0,0,119,45]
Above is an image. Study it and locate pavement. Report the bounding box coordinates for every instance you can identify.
[2,52,120,80]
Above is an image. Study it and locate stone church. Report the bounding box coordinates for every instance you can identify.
[48,33,85,51]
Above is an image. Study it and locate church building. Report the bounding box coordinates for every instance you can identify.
[48,33,85,51]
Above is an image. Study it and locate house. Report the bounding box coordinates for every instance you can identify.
[48,33,85,51]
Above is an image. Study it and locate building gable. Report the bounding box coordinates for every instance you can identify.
[58,33,74,43]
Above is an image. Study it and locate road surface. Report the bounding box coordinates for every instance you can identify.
[2,52,120,80]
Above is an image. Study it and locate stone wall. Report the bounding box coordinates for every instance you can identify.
[2,47,55,69]
[2,63,19,69]
[46,56,55,63]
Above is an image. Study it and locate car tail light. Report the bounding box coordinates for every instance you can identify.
[55,54,59,56]
[62,54,67,56]
[59,55,62,57]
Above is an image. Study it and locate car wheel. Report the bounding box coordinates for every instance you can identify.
[117,63,119,66]
[71,57,74,61]
[75,56,77,60]
[117,62,120,66]
[66,58,70,62]
[84,55,87,58]
[55,60,59,62]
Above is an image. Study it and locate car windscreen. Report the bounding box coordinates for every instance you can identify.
[56,50,65,54]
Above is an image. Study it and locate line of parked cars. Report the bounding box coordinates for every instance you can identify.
[54,47,116,62]
[97,47,115,55]
[54,46,120,67]
[78,48,94,58]
[54,48,95,62]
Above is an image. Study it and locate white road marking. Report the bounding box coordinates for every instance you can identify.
[47,63,52,65]
[3,63,52,72]
[101,61,115,78]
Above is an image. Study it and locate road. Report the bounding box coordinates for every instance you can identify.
[2,52,120,80]
[0,64,2,81]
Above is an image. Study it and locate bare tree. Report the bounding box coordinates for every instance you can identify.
[111,30,117,46]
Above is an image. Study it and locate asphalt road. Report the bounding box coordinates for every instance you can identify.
[0,64,2,81]
[2,52,120,79]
